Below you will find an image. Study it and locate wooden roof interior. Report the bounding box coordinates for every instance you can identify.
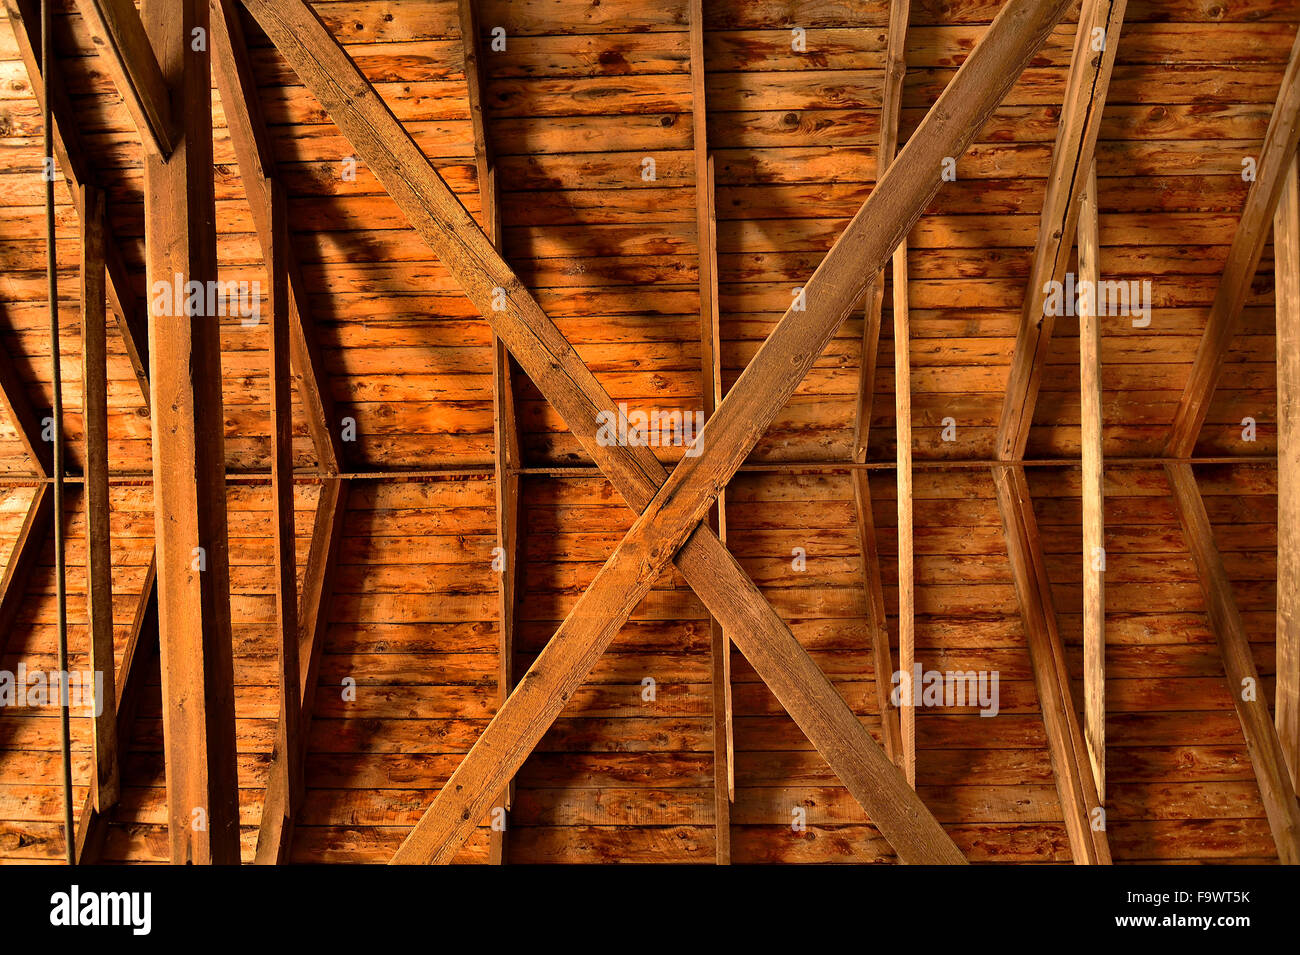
[0,0,1297,864]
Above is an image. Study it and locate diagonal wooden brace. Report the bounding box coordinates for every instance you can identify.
[242,0,1072,865]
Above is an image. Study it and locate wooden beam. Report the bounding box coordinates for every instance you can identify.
[1166,24,1300,457]
[75,555,158,863]
[886,0,915,785]
[210,0,342,473]
[994,465,1111,864]
[142,0,239,865]
[80,182,119,812]
[1275,152,1300,791]
[0,483,51,653]
[849,0,909,776]
[687,0,732,864]
[245,0,1073,866]
[266,181,302,832]
[253,479,348,864]
[1077,162,1106,801]
[384,0,1066,864]
[72,0,175,156]
[997,0,1128,460]
[5,0,150,407]
[1165,462,1300,863]
[455,0,520,864]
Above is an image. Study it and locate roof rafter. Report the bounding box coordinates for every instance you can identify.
[1165,24,1300,458]
[210,0,343,474]
[994,464,1111,864]
[997,0,1127,461]
[71,0,176,156]
[74,556,158,863]
[1275,153,1300,791]
[1166,462,1300,863]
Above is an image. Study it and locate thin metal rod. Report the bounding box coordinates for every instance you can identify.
[42,0,74,867]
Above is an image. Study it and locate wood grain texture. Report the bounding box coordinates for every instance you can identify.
[210,0,342,473]
[4,0,151,408]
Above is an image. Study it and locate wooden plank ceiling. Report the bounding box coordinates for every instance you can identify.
[0,0,1297,864]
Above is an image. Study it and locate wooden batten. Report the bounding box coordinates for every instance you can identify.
[1276,154,1300,791]
[1077,163,1106,802]
[688,0,733,864]
[80,183,119,813]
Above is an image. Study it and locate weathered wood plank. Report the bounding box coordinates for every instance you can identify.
[253,480,348,863]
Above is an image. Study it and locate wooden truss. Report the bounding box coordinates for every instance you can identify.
[5,0,1300,867]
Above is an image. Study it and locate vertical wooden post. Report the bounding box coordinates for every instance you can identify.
[81,182,119,812]
[142,0,240,864]
[688,0,732,862]
[1273,152,1300,790]
[268,181,301,820]
[1077,163,1106,801]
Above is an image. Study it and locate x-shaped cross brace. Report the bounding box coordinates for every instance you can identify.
[243,0,1074,864]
